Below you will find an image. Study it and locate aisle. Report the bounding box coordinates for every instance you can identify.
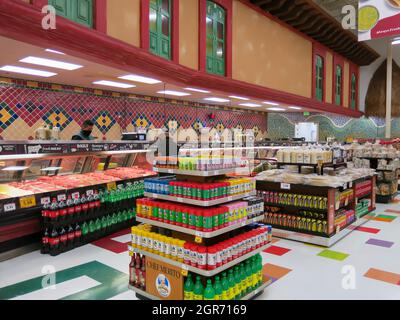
[1,200,399,300]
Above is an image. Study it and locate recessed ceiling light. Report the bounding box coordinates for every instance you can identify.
[93,80,135,89]
[267,107,285,111]
[263,101,280,106]
[289,106,302,110]
[392,38,400,45]
[157,90,191,97]
[204,97,230,103]
[2,166,30,171]
[19,56,82,70]
[45,49,65,55]
[0,65,57,77]
[229,96,249,101]
[41,167,63,171]
[185,87,210,93]
[239,103,262,107]
[118,74,161,84]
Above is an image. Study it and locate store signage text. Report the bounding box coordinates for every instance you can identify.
[146,260,181,280]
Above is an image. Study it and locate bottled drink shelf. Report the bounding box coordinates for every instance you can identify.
[135,215,265,238]
[153,167,246,177]
[128,242,271,277]
[143,191,256,207]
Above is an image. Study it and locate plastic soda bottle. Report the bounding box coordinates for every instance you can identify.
[213,276,223,300]
[245,260,252,294]
[221,272,229,300]
[184,274,194,300]
[234,265,241,299]
[228,269,236,300]
[193,276,204,300]
[204,279,216,300]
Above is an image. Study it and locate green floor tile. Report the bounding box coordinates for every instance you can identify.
[376,214,396,220]
[317,249,349,261]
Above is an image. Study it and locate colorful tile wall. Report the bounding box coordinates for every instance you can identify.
[0,78,268,141]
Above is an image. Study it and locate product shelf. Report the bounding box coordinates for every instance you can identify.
[136,215,264,238]
[143,191,256,207]
[128,242,271,277]
[153,167,246,177]
[263,202,327,213]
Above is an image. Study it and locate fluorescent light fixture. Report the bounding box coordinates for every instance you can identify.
[2,166,30,171]
[45,49,65,55]
[19,56,82,71]
[118,74,161,84]
[204,97,230,103]
[289,106,302,110]
[93,80,136,89]
[157,90,191,97]
[392,38,400,45]
[40,167,63,171]
[185,87,210,93]
[239,103,262,107]
[0,65,57,77]
[263,101,280,106]
[267,107,285,111]
[229,96,249,101]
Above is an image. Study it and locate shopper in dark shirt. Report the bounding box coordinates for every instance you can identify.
[72,120,96,140]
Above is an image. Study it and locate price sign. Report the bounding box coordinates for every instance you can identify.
[4,203,16,212]
[107,182,117,191]
[72,192,80,200]
[86,190,94,196]
[57,194,66,201]
[20,196,36,209]
[195,236,203,244]
[181,264,189,276]
[41,197,50,205]
[280,183,291,190]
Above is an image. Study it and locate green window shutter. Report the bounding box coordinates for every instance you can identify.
[315,55,324,102]
[149,0,171,60]
[206,1,226,76]
[49,0,93,28]
[351,73,356,110]
[335,65,342,105]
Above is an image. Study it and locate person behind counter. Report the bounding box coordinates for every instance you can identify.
[72,120,96,140]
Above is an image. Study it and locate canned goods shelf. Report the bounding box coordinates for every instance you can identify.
[154,167,246,177]
[136,215,265,238]
[143,191,256,207]
[128,242,271,277]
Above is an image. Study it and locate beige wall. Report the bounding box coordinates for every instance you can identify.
[325,52,333,104]
[232,0,312,98]
[107,0,140,47]
[343,61,350,108]
[179,0,199,70]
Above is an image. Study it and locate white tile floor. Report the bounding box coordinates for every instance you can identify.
[0,201,399,300]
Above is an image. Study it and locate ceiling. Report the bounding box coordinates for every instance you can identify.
[0,36,314,114]
[249,0,380,66]
[314,0,358,31]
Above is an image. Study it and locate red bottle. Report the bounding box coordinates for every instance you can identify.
[42,203,50,223]
[66,195,75,223]
[58,199,68,223]
[59,227,68,253]
[74,197,82,218]
[67,225,75,250]
[49,228,60,256]
[197,246,207,270]
[49,198,59,223]
[129,255,136,286]
[41,228,50,254]
[215,244,223,267]
[74,223,82,246]
[207,246,217,270]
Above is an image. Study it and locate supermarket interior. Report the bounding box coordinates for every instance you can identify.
[0,0,400,302]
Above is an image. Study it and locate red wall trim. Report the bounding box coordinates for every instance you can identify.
[199,0,233,78]
[32,0,107,33]
[140,0,179,63]
[0,0,363,118]
[332,54,345,107]
[94,0,107,33]
[312,42,327,103]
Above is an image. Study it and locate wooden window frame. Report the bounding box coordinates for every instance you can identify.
[349,63,359,111]
[312,43,327,103]
[332,55,344,107]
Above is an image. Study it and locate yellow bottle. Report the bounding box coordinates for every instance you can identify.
[131,227,138,248]
[147,232,154,253]
[177,240,185,262]
[153,234,159,255]
[170,239,178,261]
[164,237,171,259]
[136,229,143,250]
[158,235,165,257]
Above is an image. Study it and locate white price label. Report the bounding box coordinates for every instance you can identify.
[41,197,51,205]
[195,231,204,237]
[86,190,94,196]
[281,183,291,190]
[72,192,80,200]
[178,198,184,203]
[4,203,16,212]
[181,264,189,271]
[57,194,66,201]
[349,182,353,188]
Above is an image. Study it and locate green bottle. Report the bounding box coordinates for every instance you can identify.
[239,263,247,298]
[204,279,216,300]
[112,213,117,225]
[193,276,204,300]
[245,260,252,294]
[251,256,258,290]
[88,220,95,233]
[257,254,263,286]
[107,214,112,227]
[101,216,107,230]
[213,276,223,300]
[95,218,102,231]
[184,274,194,300]
[234,266,241,299]
[228,269,236,300]
[82,222,89,236]
[221,272,230,300]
